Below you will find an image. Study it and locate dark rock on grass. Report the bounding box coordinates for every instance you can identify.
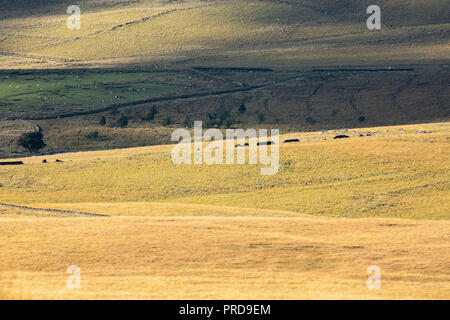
[257,141,274,146]
[334,135,350,139]
[0,161,23,166]
[283,139,300,143]
[235,143,249,147]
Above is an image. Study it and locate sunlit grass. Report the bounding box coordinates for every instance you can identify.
[1,122,448,220]
[0,215,448,299]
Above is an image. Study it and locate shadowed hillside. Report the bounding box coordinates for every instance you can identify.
[0,0,448,68]
[0,0,448,156]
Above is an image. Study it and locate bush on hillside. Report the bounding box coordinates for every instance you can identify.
[115,114,129,128]
[17,131,46,153]
[86,130,100,140]
[142,106,158,121]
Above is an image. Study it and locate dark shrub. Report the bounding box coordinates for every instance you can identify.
[17,132,46,153]
[204,107,233,128]
[256,110,265,123]
[142,106,158,121]
[86,130,99,140]
[182,116,192,128]
[110,106,119,115]
[160,116,172,126]
[115,114,129,127]
[223,117,234,128]
[305,117,316,124]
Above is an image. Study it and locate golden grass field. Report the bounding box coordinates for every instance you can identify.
[0,122,449,299]
[1,215,448,299]
[0,0,448,300]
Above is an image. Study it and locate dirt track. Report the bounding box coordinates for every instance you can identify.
[0,202,109,217]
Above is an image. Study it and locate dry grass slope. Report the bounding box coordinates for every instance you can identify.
[0,0,448,68]
[0,122,449,299]
[1,122,448,219]
[0,215,449,299]
[0,0,449,300]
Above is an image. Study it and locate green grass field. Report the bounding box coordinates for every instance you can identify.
[0,66,448,157]
[0,71,181,118]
